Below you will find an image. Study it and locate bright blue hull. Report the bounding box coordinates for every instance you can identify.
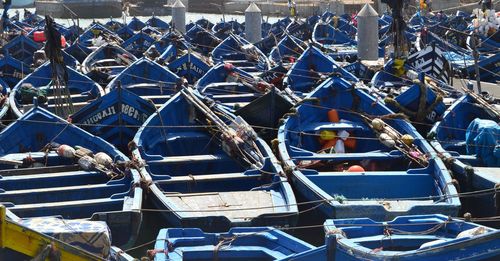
[82,44,137,85]
[69,87,156,153]
[133,90,298,232]
[429,93,500,218]
[0,107,142,248]
[278,76,460,221]
[9,62,104,119]
[121,32,156,58]
[326,214,500,260]
[168,52,212,84]
[284,46,357,95]
[151,227,315,261]
[107,57,180,106]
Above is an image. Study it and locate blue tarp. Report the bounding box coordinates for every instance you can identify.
[466,119,500,167]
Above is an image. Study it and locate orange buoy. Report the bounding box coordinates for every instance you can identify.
[33,31,46,42]
[60,35,66,47]
[33,32,67,47]
[328,109,340,123]
[347,165,365,172]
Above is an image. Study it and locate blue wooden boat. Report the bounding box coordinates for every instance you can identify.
[107,57,180,107]
[381,74,447,135]
[212,34,271,73]
[463,52,500,83]
[269,16,292,36]
[325,214,500,260]
[261,21,271,36]
[252,19,289,56]
[418,31,499,83]
[195,63,266,111]
[341,61,375,83]
[145,16,169,31]
[469,32,500,54]
[269,34,305,65]
[312,22,358,62]
[132,88,298,231]
[277,76,461,221]
[21,10,43,26]
[429,92,500,218]
[307,15,321,28]
[26,22,75,42]
[167,50,212,84]
[127,17,145,31]
[328,15,357,37]
[285,20,312,42]
[258,63,289,89]
[149,227,315,261]
[1,34,40,65]
[155,44,183,64]
[212,19,244,40]
[140,25,162,36]
[9,63,104,118]
[255,32,285,56]
[120,31,156,58]
[147,30,186,55]
[313,21,355,45]
[76,23,123,48]
[196,63,294,139]
[185,24,222,55]
[69,87,156,153]
[65,41,93,63]
[283,45,357,96]
[0,55,31,88]
[82,44,138,85]
[105,19,125,32]
[406,44,451,85]
[116,25,135,41]
[186,17,214,32]
[0,106,142,248]
[32,48,80,69]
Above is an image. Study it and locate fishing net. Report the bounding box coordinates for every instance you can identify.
[466,119,500,167]
[18,83,47,104]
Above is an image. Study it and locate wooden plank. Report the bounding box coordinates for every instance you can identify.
[347,199,435,211]
[140,95,172,100]
[168,191,275,219]
[148,154,227,164]
[222,102,250,107]
[211,93,259,99]
[294,152,403,161]
[46,102,89,108]
[0,165,80,177]
[10,198,123,210]
[3,170,101,180]
[2,183,115,195]
[156,172,258,184]
[93,65,127,70]
[46,93,88,100]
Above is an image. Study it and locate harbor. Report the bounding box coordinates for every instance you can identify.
[0,0,499,260]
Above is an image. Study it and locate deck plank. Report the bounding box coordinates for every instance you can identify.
[168,191,275,219]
